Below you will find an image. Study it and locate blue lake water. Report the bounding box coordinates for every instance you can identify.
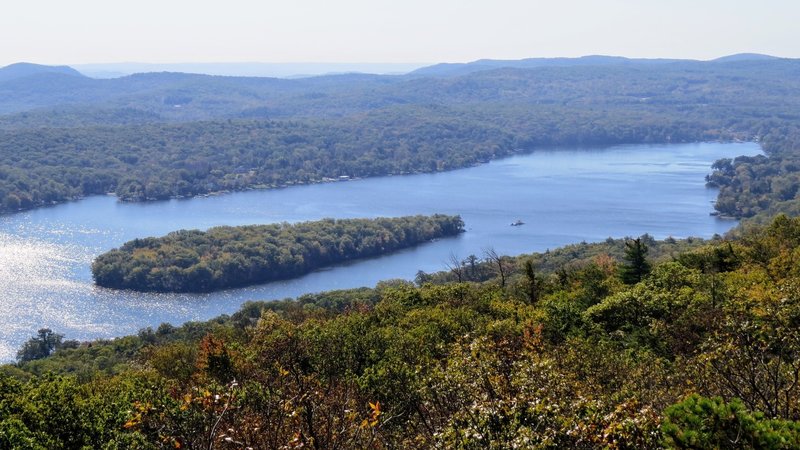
[0,142,761,360]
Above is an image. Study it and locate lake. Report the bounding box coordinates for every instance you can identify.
[0,142,760,360]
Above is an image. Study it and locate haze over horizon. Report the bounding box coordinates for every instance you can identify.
[1,52,784,80]
[1,0,798,67]
[41,53,788,80]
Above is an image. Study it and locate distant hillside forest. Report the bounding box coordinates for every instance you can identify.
[1,57,800,219]
[92,215,464,292]
[6,215,800,448]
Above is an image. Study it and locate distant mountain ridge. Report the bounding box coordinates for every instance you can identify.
[0,54,793,122]
[0,62,84,83]
[0,54,782,82]
[410,53,782,77]
[711,53,782,62]
[72,62,427,79]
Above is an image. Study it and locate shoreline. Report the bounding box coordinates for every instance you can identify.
[0,139,760,218]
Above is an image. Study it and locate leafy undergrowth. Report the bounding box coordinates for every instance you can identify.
[5,215,800,448]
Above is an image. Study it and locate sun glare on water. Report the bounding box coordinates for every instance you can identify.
[0,233,97,360]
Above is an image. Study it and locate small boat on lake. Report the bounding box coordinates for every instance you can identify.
[510,219,525,226]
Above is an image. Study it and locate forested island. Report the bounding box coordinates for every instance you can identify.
[6,215,800,448]
[92,215,464,292]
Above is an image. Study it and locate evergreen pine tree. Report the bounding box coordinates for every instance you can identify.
[620,237,651,284]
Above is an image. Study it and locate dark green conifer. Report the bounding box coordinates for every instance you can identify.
[620,237,651,284]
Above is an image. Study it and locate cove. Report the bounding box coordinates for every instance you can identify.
[0,142,761,360]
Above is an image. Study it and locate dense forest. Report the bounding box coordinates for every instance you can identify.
[92,215,464,292]
[707,127,800,220]
[0,108,713,212]
[1,57,800,217]
[4,215,800,447]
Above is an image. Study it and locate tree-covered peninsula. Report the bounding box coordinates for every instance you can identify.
[91,215,464,292]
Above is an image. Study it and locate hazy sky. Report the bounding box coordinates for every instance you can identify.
[1,0,798,66]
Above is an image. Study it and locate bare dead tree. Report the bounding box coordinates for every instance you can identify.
[483,247,511,288]
[445,252,465,283]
